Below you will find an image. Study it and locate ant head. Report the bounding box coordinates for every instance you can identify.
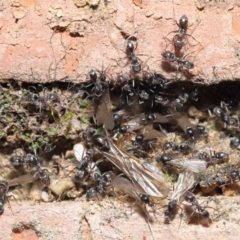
[89,69,97,82]
[146,113,157,122]
[143,71,155,84]
[116,74,128,86]
[230,137,240,149]
[27,93,39,102]
[119,125,129,133]
[186,127,195,139]
[179,15,188,29]
[83,128,96,143]
[113,114,123,124]
[139,193,151,204]
[213,107,223,118]
[156,154,172,164]
[135,134,144,143]
[196,125,205,133]
[163,141,174,150]
[86,187,97,199]
[230,170,239,180]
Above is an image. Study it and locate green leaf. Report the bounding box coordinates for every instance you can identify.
[47,127,58,135]
[4,103,10,109]
[96,127,105,135]
[80,116,89,124]
[64,111,73,122]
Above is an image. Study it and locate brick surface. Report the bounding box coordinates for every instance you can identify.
[0,196,240,240]
[0,1,239,83]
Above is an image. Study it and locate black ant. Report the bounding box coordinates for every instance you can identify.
[165,15,202,57]
[184,191,210,223]
[162,50,194,71]
[10,151,42,169]
[110,72,136,105]
[139,193,155,208]
[142,71,171,89]
[198,151,229,167]
[213,106,239,129]
[164,199,178,222]
[130,134,157,154]
[162,141,191,154]
[73,148,95,182]
[85,69,114,130]
[86,171,114,199]
[33,168,51,188]
[230,137,240,149]
[125,40,142,74]
[0,181,8,214]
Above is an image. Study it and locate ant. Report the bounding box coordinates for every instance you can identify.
[213,106,239,129]
[230,137,240,149]
[111,74,136,105]
[165,15,202,57]
[162,50,194,72]
[33,168,51,188]
[157,154,207,174]
[224,168,240,184]
[184,191,210,222]
[130,134,157,153]
[86,171,114,199]
[125,40,142,74]
[139,193,155,208]
[10,151,42,169]
[185,125,208,143]
[73,142,105,184]
[162,141,191,154]
[164,199,178,222]
[73,148,95,182]
[198,151,229,167]
[85,69,114,130]
[156,154,172,164]
[0,181,8,214]
[26,87,60,112]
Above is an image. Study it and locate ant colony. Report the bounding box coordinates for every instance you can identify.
[1,3,239,240]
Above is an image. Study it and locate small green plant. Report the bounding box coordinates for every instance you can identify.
[80,116,89,124]
[47,127,58,135]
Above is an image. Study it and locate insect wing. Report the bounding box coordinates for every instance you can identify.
[73,143,86,162]
[171,171,196,203]
[169,159,207,173]
[8,174,35,187]
[95,89,114,130]
[99,138,170,197]
[111,175,141,200]
[86,162,101,180]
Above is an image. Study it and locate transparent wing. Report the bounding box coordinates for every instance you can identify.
[95,89,114,130]
[8,174,34,187]
[171,171,196,203]
[169,159,207,173]
[73,143,86,162]
[99,137,170,198]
